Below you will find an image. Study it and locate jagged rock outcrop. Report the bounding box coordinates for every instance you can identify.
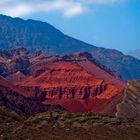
[116,81,140,122]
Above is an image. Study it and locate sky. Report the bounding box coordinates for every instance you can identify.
[0,0,140,53]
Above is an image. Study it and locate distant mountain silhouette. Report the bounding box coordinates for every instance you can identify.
[0,14,140,81]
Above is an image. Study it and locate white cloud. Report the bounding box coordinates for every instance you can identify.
[1,4,34,17]
[0,0,123,18]
[0,0,86,18]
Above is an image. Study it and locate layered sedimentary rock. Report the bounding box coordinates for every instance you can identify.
[116,81,140,122]
[17,62,106,100]
[16,60,125,115]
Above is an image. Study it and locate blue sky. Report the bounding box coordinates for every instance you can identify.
[0,0,140,53]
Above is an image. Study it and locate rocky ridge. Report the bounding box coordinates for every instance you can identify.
[116,81,140,122]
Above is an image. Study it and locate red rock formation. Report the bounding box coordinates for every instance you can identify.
[76,60,125,115]
[17,62,106,99]
[77,60,125,91]
[0,48,126,115]
[16,61,125,115]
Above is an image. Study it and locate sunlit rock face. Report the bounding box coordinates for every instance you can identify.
[116,81,140,122]
[16,62,106,100]
[16,60,125,115]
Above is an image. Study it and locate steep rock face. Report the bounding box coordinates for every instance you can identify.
[116,81,140,122]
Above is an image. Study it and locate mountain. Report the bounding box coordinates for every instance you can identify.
[0,15,140,81]
[16,60,124,115]
[0,48,125,115]
[128,49,140,60]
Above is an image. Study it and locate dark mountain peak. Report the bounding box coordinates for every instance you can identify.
[0,14,94,53]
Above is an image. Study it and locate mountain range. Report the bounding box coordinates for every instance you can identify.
[0,14,140,81]
[0,48,125,116]
[0,14,140,139]
[0,47,140,122]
